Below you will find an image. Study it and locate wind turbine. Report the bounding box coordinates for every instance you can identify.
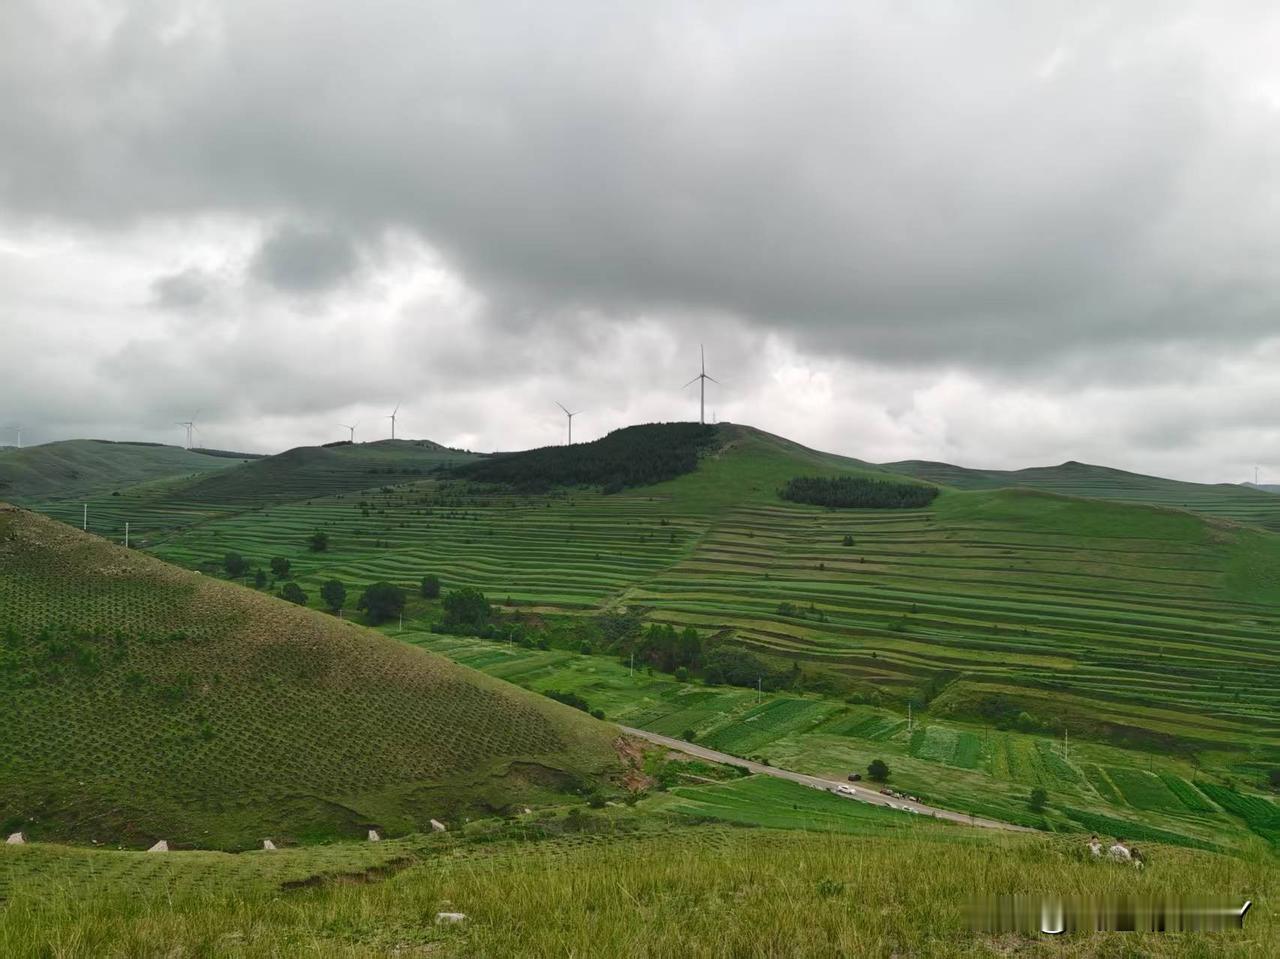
[339,423,358,443]
[387,404,399,440]
[556,403,580,445]
[10,425,21,449]
[682,344,719,425]
[176,412,198,450]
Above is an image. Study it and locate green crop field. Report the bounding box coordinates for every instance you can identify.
[0,505,620,849]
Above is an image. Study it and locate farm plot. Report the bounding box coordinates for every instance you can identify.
[668,776,946,835]
[698,699,838,756]
[1105,767,1187,813]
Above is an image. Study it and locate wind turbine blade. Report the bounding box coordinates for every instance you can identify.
[682,375,701,388]
[705,375,720,385]
[556,402,570,415]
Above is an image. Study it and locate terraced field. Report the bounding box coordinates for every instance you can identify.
[402,631,1276,850]
[24,424,1280,853]
[0,505,620,848]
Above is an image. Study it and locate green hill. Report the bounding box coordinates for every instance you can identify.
[168,439,478,505]
[0,504,620,849]
[885,458,1280,531]
[0,440,244,504]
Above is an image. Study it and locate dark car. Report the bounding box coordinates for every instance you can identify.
[847,773,862,782]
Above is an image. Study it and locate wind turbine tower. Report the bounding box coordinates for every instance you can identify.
[340,423,357,443]
[682,344,719,425]
[556,403,580,445]
[387,404,399,440]
[12,425,21,449]
[176,416,196,450]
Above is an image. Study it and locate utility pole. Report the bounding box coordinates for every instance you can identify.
[399,612,403,633]
[908,701,912,732]
[124,522,130,549]
[82,503,87,531]
[1063,727,1069,761]
[629,651,634,678]
[757,676,762,703]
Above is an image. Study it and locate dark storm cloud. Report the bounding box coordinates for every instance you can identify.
[249,225,359,294]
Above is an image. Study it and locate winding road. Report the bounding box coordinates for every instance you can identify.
[619,725,1033,833]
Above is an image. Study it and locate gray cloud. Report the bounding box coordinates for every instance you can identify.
[151,267,213,310]
[4,2,1280,480]
[249,225,359,294]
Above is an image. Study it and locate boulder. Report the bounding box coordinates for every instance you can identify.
[6,832,24,845]
[263,839,277,851]
[368,829,381,842]
[436,912,466,924]
[430,819,447,832]
[147,840,169,853]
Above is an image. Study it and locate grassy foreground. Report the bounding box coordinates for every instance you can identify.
[1,820,1273,958]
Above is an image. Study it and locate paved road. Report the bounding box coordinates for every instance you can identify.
[619,725,1033,833]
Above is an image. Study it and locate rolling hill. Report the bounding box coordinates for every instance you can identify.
[0,440,246,504]
[884,457,1280,531]
[0,504,620,849]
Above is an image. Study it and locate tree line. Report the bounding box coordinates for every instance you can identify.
[779,475,939,509]
[453,423,721,493]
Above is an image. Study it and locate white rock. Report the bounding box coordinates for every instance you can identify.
[523,807,532,815]
[6,832,24,845]
[368,829,381,842]
[430,819,447,832]
[263,839,277,851]
[436,912,466,924]
[147,840,169,853]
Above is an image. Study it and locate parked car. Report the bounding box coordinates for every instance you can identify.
[847,773,861,782]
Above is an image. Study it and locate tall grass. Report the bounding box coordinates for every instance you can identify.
[2,829,1273,957]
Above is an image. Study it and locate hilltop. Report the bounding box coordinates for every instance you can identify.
[0,440,245,504]
[0,505,620,849]
[164,438,478,506]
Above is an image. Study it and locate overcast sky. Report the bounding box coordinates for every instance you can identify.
[4,2,1280,482]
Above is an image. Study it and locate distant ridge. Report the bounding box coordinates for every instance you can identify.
[0,439,241,504]
[884,457,1280,531]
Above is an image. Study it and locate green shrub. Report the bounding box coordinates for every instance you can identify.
[357,582,406,624]
[279,582,308,606]
[320,579,346,612]
[420,574,441,599]
[867,759,889,782]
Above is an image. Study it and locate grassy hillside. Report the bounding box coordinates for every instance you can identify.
[166,439,477,506]
[0,440,242,503]
[0,505,620,849]
[886,458,1280,531]
[2,804,1274,957]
